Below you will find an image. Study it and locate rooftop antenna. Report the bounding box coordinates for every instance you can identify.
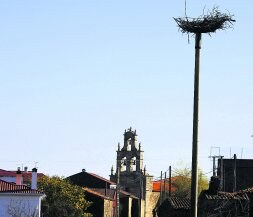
[209,146,220,160]
[209,146,223,177]
[241,148,243,159]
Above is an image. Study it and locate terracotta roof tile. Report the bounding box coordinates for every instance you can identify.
[0,169,16,177]
[203,191,249,200]
[0,180,44,195]
[152,177,178,192]
[167,197,191,210]
[0,169,45,183]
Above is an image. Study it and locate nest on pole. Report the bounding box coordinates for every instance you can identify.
[174,7,235,34]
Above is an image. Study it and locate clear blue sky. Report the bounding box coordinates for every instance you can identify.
[0,1,252,179]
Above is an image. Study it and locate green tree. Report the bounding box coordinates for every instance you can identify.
[38,176,92,217]
[172,166,208,198]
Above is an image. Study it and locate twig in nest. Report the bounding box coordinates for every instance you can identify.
[174,7,235,34]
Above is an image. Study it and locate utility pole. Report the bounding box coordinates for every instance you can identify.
[174,8,235,217]
[160,171,162,205]
[116,167,120,217]
[209,154,224,177]
[163,172,167,200]
[233,154,237,192]
[212,157,216,176]
[169,166,172,197]
[190,32,201,217]
[220,156,224,191]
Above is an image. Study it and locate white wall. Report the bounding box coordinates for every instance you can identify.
[0,194,42,217]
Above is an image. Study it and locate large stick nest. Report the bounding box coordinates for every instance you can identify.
[174,7,235,34]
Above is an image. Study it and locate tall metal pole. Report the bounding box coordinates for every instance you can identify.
[220,156,224,191]
[169,166,172,197]
[191,32,201,217]
[212,157,216,176]
[116,167,120,217]
[163,172,167,200]
[233,154,237,192]
[160,171,163,205]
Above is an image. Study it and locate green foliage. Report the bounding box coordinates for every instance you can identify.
[172,166,208,198]
[38,176,92,217]
[198,170,209,194]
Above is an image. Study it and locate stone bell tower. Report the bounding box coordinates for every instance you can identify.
[110,127,145,197]
[116,127,143,173]
[110,128,156,217]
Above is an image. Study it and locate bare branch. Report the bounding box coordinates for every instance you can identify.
[174,7,235,34]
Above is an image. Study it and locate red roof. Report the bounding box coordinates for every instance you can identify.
[152,177,179,192]
[0,179,44,194]
[22,172,45,183]
[0,169,16,177]
[0,169,45,183]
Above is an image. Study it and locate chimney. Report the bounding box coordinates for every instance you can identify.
[24,166,28,173]
[16,167,22,185]
[31,168,38,190]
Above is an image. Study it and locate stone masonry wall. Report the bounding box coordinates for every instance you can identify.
[145,175,160,217]
[104,200,114,217]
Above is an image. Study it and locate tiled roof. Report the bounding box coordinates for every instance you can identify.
[84,187,114,201]
[0,179,28,192]
[152,176,178,192]
[167,197,191,210]
[84,187,139,201]
[0,169,45,183]
[22,172,45,183]
[88,173,115,185]
[203,191,249,200]
[0,180,44,195]
[239,187,253,194]
[89,188,115,199]
[0,169,16,177]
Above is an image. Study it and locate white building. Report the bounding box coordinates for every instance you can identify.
[0,168,45,217]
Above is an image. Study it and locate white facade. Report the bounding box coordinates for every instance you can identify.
[0,193,44,217]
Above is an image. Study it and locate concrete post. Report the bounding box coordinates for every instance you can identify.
[117,167,120,217]
[169,166,172,197]
[191,32,201,217]
[233,154,237,192]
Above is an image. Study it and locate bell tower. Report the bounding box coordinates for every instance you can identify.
[110,127,145,198]
[116,127,143,173]
[110,128,155,217]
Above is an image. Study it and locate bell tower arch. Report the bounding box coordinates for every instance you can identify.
[110,128,155,217]
[116,127,143,173]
